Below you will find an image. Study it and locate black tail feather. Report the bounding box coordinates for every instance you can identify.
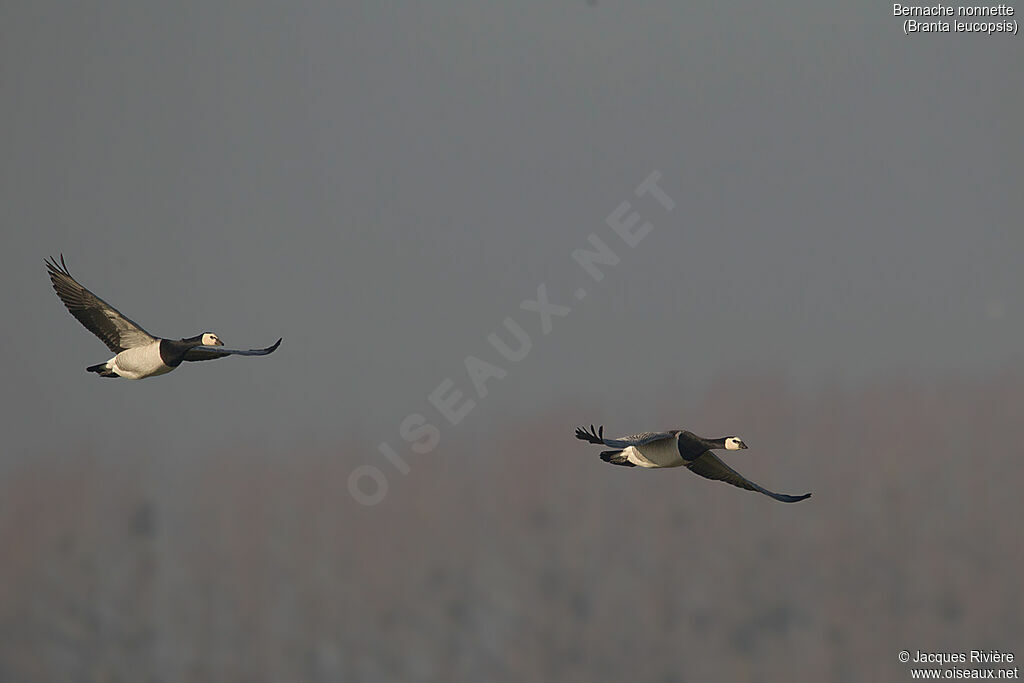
[599,450,635,467]
[86,362,117,378]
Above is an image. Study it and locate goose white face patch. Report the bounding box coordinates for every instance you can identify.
[725,437,746,450]
[202,332,223,346]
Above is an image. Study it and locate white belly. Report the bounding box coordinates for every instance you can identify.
[111,343,174,380]
[626,439,685,468]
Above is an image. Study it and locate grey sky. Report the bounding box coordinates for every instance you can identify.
[2,2,1020,457]
[2,4,1023,680]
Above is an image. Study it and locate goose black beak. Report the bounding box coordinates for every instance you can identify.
[215,339,225,346]
[740,443,748,449]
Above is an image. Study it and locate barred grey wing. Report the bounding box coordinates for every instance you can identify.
[46,255,157,352]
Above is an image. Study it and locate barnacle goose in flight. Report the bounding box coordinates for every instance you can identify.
[575,424,811,503]
[46,255,281,379]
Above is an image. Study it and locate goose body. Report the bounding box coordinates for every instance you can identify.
[575,424,811,503]
[46,255,281,379]
[101,341,176,380]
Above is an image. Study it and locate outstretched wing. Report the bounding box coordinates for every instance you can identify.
[183,338,282,362]
[46,255,157,352]
[685,452,811,503]
[574,424,674,448]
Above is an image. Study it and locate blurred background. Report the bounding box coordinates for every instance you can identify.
[1,3,1021,681]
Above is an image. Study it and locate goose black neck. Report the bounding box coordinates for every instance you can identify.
[158,337,205,367]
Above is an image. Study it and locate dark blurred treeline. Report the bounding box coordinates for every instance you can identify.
[2,373,1021,682]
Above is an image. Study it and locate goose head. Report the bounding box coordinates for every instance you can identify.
[200,332,224,346]
[724,436,748,450]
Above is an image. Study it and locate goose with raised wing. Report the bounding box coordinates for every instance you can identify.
[46,255,281,379]
[574,424,811,503]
